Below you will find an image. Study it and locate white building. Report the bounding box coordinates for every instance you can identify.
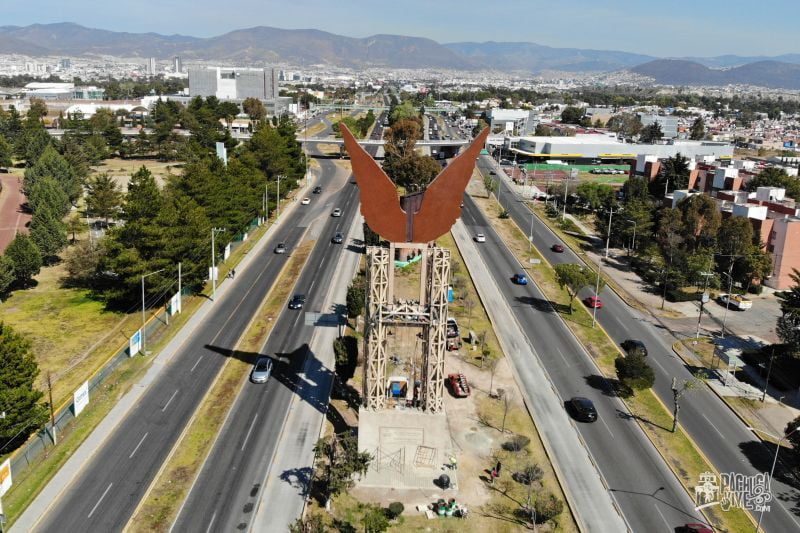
[188,66,279,101]
[488,109,538,136]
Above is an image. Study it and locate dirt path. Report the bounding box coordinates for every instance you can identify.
[0,173,30,253]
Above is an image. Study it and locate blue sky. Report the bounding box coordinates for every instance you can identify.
[2,0,796,57]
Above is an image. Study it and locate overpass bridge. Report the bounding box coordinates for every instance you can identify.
[312,103,459,114]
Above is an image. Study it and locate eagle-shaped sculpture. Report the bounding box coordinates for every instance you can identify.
[340,124,490,243]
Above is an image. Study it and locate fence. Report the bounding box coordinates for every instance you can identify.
[3,215,262,488]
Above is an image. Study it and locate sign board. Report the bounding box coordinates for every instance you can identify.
[0,457,12,496]
[216,142,227,166]
[242,232,248,241]
[701,292,710,303]
[73,381,89,416]
[223,243,231,261]
[570,168,579,179]
[209,266,219,282]
[129,329,142,356]
[169,292,182,316]
[529,258,541,264]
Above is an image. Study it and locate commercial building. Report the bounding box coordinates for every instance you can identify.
[638,113,679,139]
[146,57,157,76]
[488,108,538,136]
[173,56,183,74]
[188,66,279,101]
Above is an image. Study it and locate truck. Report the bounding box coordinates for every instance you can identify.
[718,293,753,311]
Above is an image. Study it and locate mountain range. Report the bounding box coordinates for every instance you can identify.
[0,23,798,88]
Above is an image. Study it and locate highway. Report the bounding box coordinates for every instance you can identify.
[28,113,334,532]
[170,115,383,532]
[478,156,800,532]
[459,194,704,532]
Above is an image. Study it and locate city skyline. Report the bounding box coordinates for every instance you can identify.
[1,0,797,58]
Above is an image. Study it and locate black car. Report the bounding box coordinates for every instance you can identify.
[313,186,322,194]
[621,339,647,357]
[567,397,597,422]
[288,294,306,310]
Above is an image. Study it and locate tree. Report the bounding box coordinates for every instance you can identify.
[383,118,421,159]
[29,206,68,262]
[66,213,84,243]
[690,117,705,140]
[27,98,48,122]
[313,432,373,509]
[639,122,663,143]
[554,263,594,313]
[346,281,366,318]
[5,234,42,286]
[0,133,12,168]
[63,238,105,288]
[24,145,81,203]
[242,97,267,123]
[17,123,52,166]
[386,502,404,520]
[86,173,123,224]
[360,503,389,533]
[533,494,564,525]
[27,175,70,218]
[0,322,49,453]
[670,377,700,433]
[534,124,553,136]
[614,352,655,393]
[0,254,14,296]
[560,106,584,125]
[382,151,441,191]
[606,113,642,137]
[289,514,328,533]
[678,194,721,252]
[576,182,615,210]
[655,153,690,195]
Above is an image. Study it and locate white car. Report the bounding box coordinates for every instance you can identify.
[301,197,311,205]
[331,208,342,217]
[474,233,486,243]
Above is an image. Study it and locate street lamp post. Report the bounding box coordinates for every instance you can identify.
[211,227,226,301]
[562,176,569,220]
[141,268,165,355]
[720,265,735,339]
[604,206,614,259]
[748,425,800,532]
[762,347,776,402]
[625,218,637,253]
[695,272,714,340]
[276,174,283,218]
[592,264,602,328]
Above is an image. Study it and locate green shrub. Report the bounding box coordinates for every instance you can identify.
[386,502,404,519]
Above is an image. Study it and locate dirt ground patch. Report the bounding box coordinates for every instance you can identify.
[91,158,179,190]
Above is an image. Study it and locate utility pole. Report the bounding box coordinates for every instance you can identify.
[211,228,226,301]
[47,372,56,445]
[695,272,713,340]
[529,212,534,252]
[562,176,569,220]
[604,206,614,258]
[276,175,282,218]
[592,264,602,328]
[141,268,165,354]
[761,347,776,402]
[625,218,637,254]
[721,262,735,339]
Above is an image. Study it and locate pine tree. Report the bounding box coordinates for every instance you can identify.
[16,122,52,166]
[30,206,68,262]
[0,322,49,453]
[0,254,15,295]
[0,132,12,168]
[86,173,122,224]
[27,175,71,219]
[5,234,42,286]
[24,145,81,203]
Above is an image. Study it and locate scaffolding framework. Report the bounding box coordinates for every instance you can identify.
[362,244,450,413]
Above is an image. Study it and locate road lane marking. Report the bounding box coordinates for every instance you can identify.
[241,414,259,451]
[162,389,179,412]
[129,432,149,459]
[654,504,671,530]
[205,512,217,533]
[599,417,615,439]
[553,346,570,367]
[701,413,725,439]
[190,356,203,372]
[87,483,113,518]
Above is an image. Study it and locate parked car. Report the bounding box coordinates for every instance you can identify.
[274,242,287,254]
[288,294,306,310]
[621,339,647,357]
[448,373,471,397]
[250,357,273,383]
[567,397,597,422]
[512,273,529,285]
[331,232,344,244]
[312,185,322,194]
[551,244,564,253]
[446,318,459,338]
[331,208,342,217]
[474,233,486,243]
[584,296,603,309]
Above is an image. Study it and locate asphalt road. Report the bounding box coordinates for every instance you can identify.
[479,156,800,532]
[171,114,385,532]
[460,195,703,532]
[30,113,339,533]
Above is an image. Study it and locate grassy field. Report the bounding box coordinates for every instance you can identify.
[475,193,755,533]
[91,158,179,189]
[129,239,315,531]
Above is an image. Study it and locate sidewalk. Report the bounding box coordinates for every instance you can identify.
[10,188,309,533]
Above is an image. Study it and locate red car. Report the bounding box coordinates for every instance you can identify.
[551,244,564,253]
[677,525,713,533]
[447,373,471,397]
[584,296,603,309]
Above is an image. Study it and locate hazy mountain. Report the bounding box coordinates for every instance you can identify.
[444,41,654,72]
[630,59,800,89]
[0,34,51,56]
[680,54,800,68]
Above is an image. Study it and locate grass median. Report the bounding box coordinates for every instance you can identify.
[127,240,315,532]
[473,194,755,532]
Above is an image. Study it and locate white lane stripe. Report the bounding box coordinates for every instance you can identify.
[654,504,671,530]
[553,346,570,367]
[162,389,179,412]
[205,512,217,533]
[701,413,725,439]
[599,416,615,439]
[190,356,203,373]
[241,414,258,451]
[129,432,149,459]
[87,483,113,518]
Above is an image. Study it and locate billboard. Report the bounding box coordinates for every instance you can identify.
[169,292,182,316]
[208,266,218,281]
[73,381,89,416]
[129,329,142,356]
[224,243,231,261]
[0,457,11,496]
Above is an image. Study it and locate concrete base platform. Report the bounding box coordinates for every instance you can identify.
[357,408,457,490]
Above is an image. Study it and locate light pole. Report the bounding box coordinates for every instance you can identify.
[625,218,637,252]
[211,227,226,301]
[592,264,602,328]
[761,347,776,402]
[529,211,534,252]
[720,266,734,339]
[562,175,569,220]
[604,206,614,259]
[141,268,165,355]
[748,425,800,532]
[276,174,283,218]
[695,272,714,340]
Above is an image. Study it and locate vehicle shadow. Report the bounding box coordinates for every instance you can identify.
[204,342,334,416]
[514,295,570,314]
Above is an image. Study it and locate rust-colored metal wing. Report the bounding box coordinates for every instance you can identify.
[412,127,490,242]
[340,124,407,243]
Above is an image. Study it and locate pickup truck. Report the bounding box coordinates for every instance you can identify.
[448,373,471,397]
[718,293,753,310]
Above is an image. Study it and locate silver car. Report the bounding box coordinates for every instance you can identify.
[251,357,273,383]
